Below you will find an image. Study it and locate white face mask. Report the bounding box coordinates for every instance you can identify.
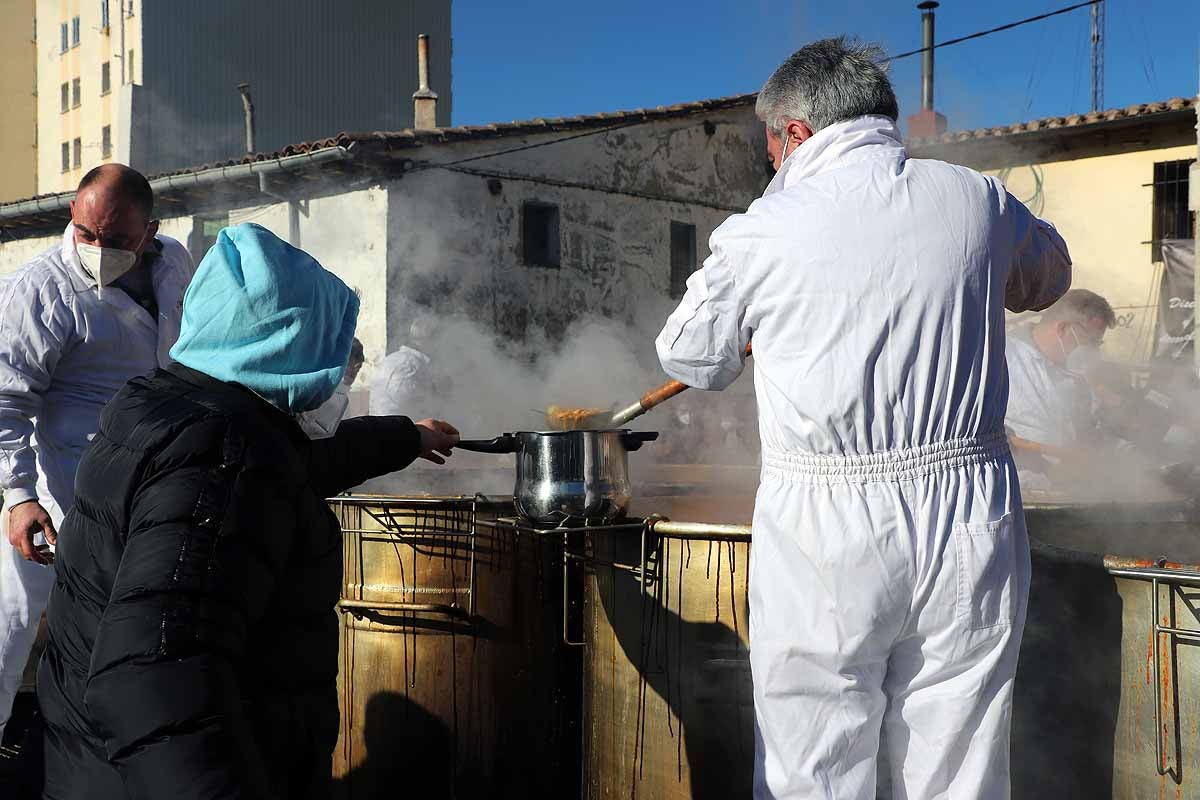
[296,383,350,440]
[1059,324,1103,376]
[777,134,794,169]
[76,231,146,288]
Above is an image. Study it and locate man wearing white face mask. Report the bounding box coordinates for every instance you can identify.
[1005,289,1115,479]
[0,164,193,741]
[656,38,1071,800]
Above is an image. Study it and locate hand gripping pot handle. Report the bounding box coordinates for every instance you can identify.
[621,431,659,451]
[454,435,520,454]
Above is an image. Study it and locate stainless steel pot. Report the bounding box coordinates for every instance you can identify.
[456,430,658,528]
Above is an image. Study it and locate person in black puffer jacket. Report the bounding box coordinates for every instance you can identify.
[36,223,459,800]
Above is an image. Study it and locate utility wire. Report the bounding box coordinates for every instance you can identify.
[882,0,1101,63]
[442,164,747,213]
[408,119,650,173]
[411,0,1103,172]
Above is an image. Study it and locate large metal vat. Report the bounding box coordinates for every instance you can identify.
[1012,501,1200,800]
[581,498,1200,800]
[330,496,578,799]
[582,477,755,800]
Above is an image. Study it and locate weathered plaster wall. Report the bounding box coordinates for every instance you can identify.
[0,106,766,408]
[384,106,768,351]
[0,188,390,388]
[0,230,58,275]
[990,143,1197,360]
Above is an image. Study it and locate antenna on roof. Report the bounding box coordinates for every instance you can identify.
[1090,0,1105,111]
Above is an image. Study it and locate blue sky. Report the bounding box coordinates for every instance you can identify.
[451,0,1200,135]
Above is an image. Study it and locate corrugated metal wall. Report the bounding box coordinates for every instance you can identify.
[141,0,451,175]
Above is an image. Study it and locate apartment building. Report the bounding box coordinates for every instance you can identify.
[34,0,451,195]
[0,0,38,203]
[36,0,139,194]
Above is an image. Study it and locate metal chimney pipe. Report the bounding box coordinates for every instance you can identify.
[918,1,939,112]
[412,34,439,130]
[237,82,255,154]
[417,34,431,92]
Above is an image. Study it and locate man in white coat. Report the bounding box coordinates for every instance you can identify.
[1005,289,1114,486]
[0,164,193,739]
[657,39,1072,799]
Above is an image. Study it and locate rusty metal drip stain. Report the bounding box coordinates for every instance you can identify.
[631,536,652,799]
[715,541,723,624]
[663,541,675,740]
[677,538,685,783]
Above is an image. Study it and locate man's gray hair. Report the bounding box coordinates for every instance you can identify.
[756,37,899,134]
[1042,289,1117,329]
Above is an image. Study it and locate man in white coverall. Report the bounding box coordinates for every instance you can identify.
[1005,289,1114,486]
[369,317,442,419]
[656,39,1071,799]
[0,164,192,739]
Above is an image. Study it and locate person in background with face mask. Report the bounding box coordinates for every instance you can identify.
[36,223,458,799]
[0,164,194,745]
[369,316,443,420]
[1005,289,1116,486]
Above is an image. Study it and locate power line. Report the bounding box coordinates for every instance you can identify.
[408,1,1104,173]
[1089,0,1105,111]
[409,119,650,173]
[883,0,1102,63]
[441,164,747,213]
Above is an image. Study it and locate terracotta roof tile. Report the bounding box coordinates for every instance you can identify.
[908,96,1197,146]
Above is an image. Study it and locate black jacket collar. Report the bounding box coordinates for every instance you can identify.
[164,363,309,446]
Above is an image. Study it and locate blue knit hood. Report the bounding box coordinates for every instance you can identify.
[169,223,359,413]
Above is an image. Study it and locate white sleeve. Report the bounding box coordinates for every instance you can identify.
[369,353,426,417]
[1001,188,1073,313]
[654,230,749,391]
[0,275,69,510]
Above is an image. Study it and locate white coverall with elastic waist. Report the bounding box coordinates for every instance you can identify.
[0,225,192,737]
[657,116,1072,800]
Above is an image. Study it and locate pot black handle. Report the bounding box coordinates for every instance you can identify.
[454,435,520,454]
[621,431,660,452]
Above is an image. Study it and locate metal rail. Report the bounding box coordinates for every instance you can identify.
[1107,567,1200,587]
[649,520,752,541]
[331,495,486,623]
[1149,576,1200,781]
[337,598,468,619]
[562,532,585,647]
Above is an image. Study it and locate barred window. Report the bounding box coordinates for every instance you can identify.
[1151,160,1196,262]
